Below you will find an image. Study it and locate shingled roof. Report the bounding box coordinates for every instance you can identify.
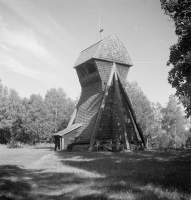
[74,34,133,67]
[53,123,82,137]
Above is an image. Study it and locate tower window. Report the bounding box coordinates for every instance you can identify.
[86,63,96,73]
[78,62,97,77]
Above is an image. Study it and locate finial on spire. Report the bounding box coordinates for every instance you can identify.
[99,29,104,40]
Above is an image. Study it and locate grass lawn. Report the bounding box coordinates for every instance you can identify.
[0,144,191,200]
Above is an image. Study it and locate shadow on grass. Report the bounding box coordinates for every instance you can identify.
[32,146,54,150]
[0,165,32,200]
[0,150,191,200]
[56,150,191,200]
[0,164,110,200]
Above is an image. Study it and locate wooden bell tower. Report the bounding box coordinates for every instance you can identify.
[54,34,145,151]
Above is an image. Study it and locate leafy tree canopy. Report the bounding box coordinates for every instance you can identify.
[0,78,75,145]
[125,82,156,141]
[161,95,189,148]
[160,0,191,117]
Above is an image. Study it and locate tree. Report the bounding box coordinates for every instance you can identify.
[160,0,191,117]
[125,81,156,147]
[22,94,45,144]
[0,88,24,144]
[161,95,188,148]
[44,88,75,141]
[149,102,164,149]
[0,80,9,144]
[0,77,76,145]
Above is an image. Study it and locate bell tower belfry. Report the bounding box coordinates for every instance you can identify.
[54,34,145,151]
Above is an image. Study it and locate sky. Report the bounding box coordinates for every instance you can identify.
[0,0,177,105]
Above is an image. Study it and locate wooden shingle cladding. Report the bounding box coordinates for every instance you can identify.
[72,61,130,144]
[76,60,130,91]
[76,64,101,88]
[74,34,133,68]
[95,60,130,90]
[53,123,82,150]
[74,42,101,68]
[54,34,145,151]
[53,123,82,137]
[74,82,103,143]
[88,65,145,150]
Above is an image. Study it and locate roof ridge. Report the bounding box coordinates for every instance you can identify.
[81,34,116,53]
[74,34,133,67]
[81,40,101,53]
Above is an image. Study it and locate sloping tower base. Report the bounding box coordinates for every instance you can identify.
[88,63,145,151]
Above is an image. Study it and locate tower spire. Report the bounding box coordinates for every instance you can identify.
[98,7,104,40]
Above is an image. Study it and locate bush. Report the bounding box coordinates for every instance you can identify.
[7,140,20,148]
[92,140,125,152]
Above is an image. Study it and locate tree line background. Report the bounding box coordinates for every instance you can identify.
[0,78,190,149]
[0,79,76,146]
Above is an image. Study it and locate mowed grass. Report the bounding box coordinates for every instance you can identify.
[0,145,191,200]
